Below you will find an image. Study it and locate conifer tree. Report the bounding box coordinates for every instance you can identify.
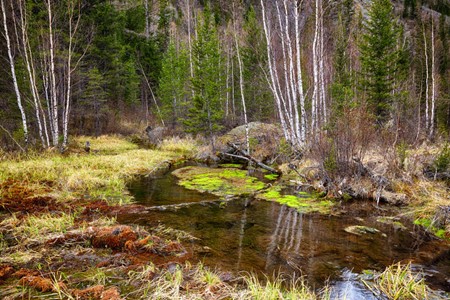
[158,40,190,127]
[359,0,405,125]
[185,6,224,146]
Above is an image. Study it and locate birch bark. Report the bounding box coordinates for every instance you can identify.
[1,0,29,145]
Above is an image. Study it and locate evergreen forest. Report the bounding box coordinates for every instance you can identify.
[0,0,450,299]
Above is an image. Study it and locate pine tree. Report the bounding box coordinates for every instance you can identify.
[185,7,224,145]
[359,0,404,124]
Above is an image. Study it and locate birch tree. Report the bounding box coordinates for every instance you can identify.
[232,1,249,154]
[17,0,48,147]
[45,0,59,146]
[62,0,83,148]
[1,0,28,146]
[430,18,436,139]
[260,0,306,149]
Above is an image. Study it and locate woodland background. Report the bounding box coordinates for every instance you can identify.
[0,0,449,156]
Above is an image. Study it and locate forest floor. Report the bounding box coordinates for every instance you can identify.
[0,135,447,299]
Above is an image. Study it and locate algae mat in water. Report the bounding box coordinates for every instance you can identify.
[172,166,265,196]
[256,186,334,213]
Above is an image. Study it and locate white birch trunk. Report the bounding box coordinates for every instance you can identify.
[423,23,429,134]
[294,0,306,144]
[18,0,46,147]
[1,0,29,145]
[311,0,320,136]
[260,0,290,142]
[225,44,230,116]
[232,2,250,154]
[283,0,301,144]
[318,0,327,124]
[47,0,59,146]
[63,0,82,148]
[430,19,436,139]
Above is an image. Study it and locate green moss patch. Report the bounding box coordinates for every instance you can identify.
[218,163,243,169]
[256,186,333,213]
[414,218,448,239]
[263,173,279,180]
[172,166,265,196]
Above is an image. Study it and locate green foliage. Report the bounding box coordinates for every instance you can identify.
[359,0,406,124]
[185,7,224,138]
[323,144,338,174]
[264,174,279,180]
[414,217,447,239]
[434,144,450,172]
[396,141,408,169]
[158,40,190,127]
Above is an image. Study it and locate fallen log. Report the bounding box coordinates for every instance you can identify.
[223,143,281,175]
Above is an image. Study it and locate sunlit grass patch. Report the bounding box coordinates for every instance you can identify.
[0,135,187,204]
[158,136,198,157]
[19,213,76,240]
[72,135,139,154]
[241,273,327,300]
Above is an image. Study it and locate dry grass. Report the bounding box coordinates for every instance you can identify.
[158,136,198,156]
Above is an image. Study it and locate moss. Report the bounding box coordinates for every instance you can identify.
[414,218,448,239]
[263,173,279,180]
[218,164,243,169]
[172,166,266,196]
[257,186,333,213]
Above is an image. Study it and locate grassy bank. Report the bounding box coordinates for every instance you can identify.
[0,135,197,205]
[0,135,447,299]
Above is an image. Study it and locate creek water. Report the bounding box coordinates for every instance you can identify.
[118,167,450,298]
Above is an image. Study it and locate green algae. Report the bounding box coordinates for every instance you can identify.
[172,166,265,196]
[218,163,243,169]
[264,173,279,180]
[257,186,333,213]
[377,217,407,230]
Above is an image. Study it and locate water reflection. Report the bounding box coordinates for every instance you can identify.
[122,173,450,293]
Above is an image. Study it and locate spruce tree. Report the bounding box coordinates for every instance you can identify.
[158,40,190,127]
[359,0,404,124]
[185,7,224,144]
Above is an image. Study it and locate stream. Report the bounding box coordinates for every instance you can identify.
[118,166,450,298]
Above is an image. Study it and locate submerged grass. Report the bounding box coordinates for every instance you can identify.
[362,262,441,300]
